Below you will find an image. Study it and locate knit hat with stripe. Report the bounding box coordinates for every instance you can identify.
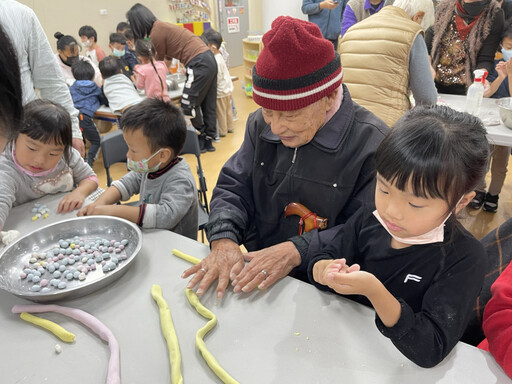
[252,16,343,111]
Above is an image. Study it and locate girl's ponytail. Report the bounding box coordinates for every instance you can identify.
[135,39,166,98]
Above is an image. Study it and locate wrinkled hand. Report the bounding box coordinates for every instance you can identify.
[72,138,85,158]
[182,239,245,298]
[231,241,302,293]
[58,189,87,213]
[321,0,339,10]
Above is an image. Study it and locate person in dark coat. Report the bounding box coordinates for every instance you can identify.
[182,16,389,298]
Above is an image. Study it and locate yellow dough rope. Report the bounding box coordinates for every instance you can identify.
[185,289,240,384]
[19,312,75,343]
[172,248,201,265]
[151,285,183,384]
[172,249,239,384]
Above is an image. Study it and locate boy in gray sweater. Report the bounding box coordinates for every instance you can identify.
[78,98,198,239]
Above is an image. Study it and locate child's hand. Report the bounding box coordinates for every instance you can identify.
[506,59,512,76]
[58,190,87,214]
[496,61,508,79]
[324,269,377,297]
[313,258,360,286]
[77,203,101,216]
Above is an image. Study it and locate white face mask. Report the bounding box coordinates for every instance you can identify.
[82,39,92,48]
[372,196,464,246]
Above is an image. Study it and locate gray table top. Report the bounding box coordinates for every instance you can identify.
[96,80,184,116]
[1,194,510,383]
[439,93,512,147]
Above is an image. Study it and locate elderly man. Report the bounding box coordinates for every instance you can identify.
[339,0,438,127]
[183,16,388,298]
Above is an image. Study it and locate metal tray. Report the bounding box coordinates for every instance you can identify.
[0,216,142,302]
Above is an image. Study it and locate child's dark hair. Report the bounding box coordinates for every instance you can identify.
[202,29,223,49]
[135,39,165,97]
[78,25,98,42]
[110,33,127,45]
[0,24,23,142]
[124,28,134,41]
[116,22,130,33]
[99,56,122,79]
[19,99,72,163]
[120,98,187,155]
[375,105,489,214]
[71,60,95,81]
[54,32,79,52]
[126,3,157,40]
[502,21,512,40]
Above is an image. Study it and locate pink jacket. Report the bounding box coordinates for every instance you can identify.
[479,262,512,378]
[134,61,170,101]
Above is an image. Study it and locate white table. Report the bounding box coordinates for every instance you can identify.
[439,93,512,147]
[0,195,510,383]
[94,81,185,124]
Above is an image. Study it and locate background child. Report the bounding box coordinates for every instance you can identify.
[69,59,107,167]
[54,32,102,87]
[77,98,198,239]
[469,24,512,213]
[109,33,136,81]
[307,105,489,368]
[122,28,138,61]
[133,39,169,102]
[203,29,234,138]
[99,56,141,113]
[0,99,98,229]
[78,25,106,67]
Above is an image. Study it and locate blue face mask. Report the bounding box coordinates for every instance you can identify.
[112,48,125,57]
[502,47,512,62]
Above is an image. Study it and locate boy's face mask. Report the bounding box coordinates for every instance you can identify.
[502,47,512,62]
[112,48,125,57]
[127,149,162,173]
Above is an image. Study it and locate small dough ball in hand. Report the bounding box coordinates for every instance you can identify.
[0,230,21,245]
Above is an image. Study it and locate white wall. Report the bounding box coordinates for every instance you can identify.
[261,0,307,33]
[17,0,215,54]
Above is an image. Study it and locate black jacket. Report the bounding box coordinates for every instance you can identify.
[306,207,486,368]
[206,85,389,257]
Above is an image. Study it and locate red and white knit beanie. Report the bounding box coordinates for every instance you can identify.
[252,16,343,111]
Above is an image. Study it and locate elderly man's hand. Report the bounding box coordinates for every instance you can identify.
[72,138,85,157]
[232,241,302,293]
[182,238,245,298]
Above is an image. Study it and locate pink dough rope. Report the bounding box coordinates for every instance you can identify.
[12,304,120,384]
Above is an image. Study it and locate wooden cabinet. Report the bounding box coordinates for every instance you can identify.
[242,38,263,97]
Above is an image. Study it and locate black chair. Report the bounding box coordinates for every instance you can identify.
[100,130,128,187]
[180,126,209,242]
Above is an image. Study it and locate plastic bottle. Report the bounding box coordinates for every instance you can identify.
[465,69,488,117]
